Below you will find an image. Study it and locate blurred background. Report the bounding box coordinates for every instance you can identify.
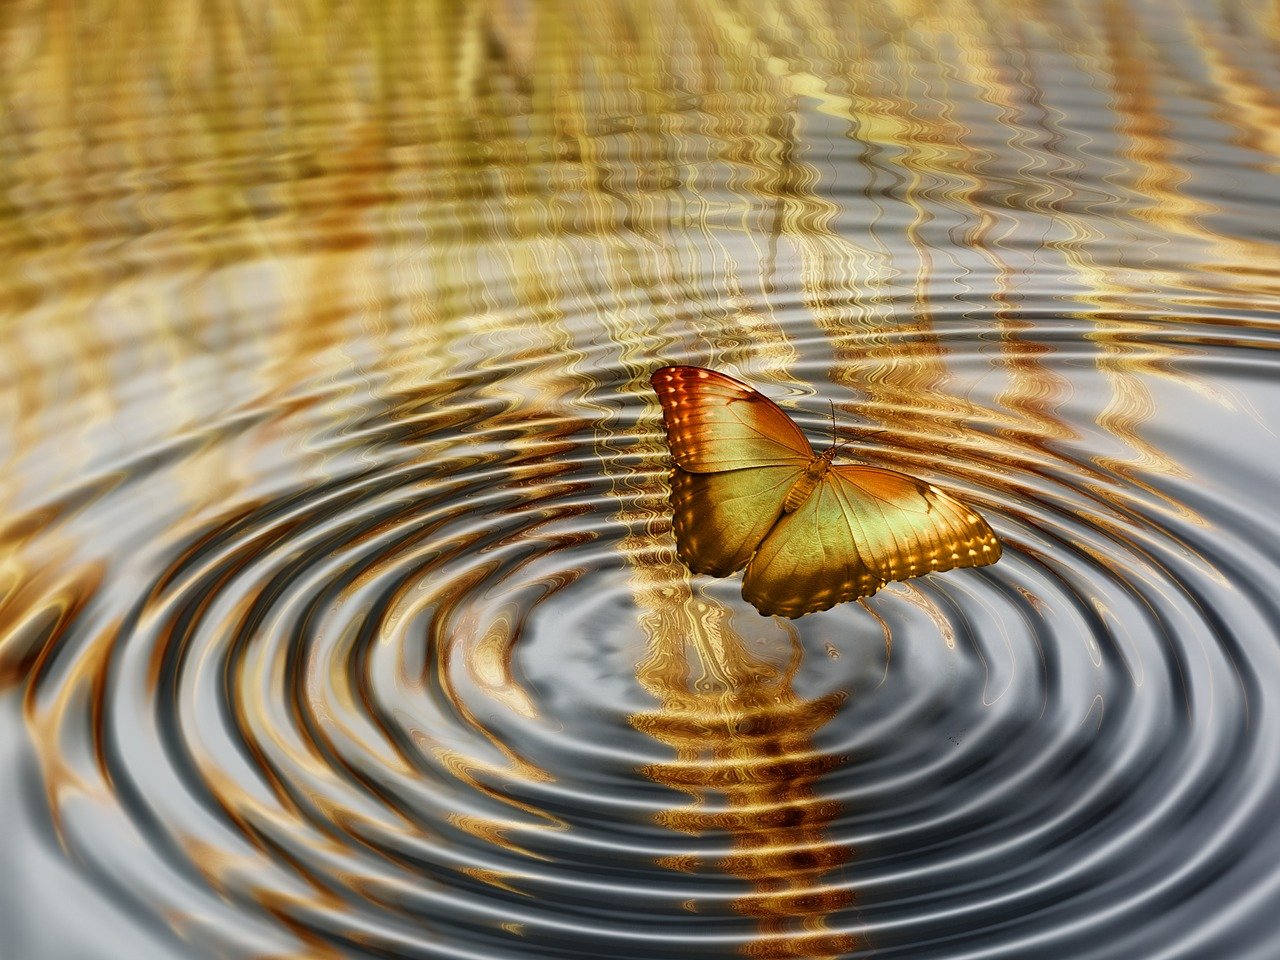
[1,1,1279,958]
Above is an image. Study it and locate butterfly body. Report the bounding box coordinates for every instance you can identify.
[782,448,835,513]
[650,365,1001,618]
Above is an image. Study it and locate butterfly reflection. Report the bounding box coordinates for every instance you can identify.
[651,366,1001,618]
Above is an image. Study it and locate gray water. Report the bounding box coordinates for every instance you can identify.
[2,1,1280,958]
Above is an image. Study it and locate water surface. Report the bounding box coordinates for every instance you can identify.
[2,2,1280,958]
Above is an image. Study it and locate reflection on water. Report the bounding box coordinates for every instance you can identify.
[2,1,1280,958]
[632,609,857,958]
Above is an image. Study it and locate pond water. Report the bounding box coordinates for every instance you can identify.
[2,2,1279,958]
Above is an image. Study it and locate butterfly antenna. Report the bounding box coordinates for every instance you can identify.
[831,420,890,457]
[840,427,893,453]
[828,402,887,457]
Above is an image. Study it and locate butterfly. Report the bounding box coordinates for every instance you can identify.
[650,365,1002,618]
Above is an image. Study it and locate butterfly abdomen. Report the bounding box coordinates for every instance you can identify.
[782,454,834,513]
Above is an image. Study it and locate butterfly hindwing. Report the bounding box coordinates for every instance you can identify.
[741,476,885,618]
[741,466,1001,618]
[650,366,813,473]
[669,465,801,576]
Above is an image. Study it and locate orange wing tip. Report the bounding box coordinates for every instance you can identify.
[650,365,712,385]
[650,367,674,386]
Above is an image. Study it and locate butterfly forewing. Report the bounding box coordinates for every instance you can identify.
[828,465,1002,583]
[670,465,800,576]
[650,366,813,473]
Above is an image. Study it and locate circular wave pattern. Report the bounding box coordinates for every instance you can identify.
[4,0,1280,957]
[15,330,1280,960]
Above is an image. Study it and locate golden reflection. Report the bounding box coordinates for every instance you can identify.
[0,546,102,686]
[631,608,860,957]
[3,0,1272,552]
[600,354,860,952]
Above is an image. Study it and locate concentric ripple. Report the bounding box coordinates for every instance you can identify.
[3,1,1280,959]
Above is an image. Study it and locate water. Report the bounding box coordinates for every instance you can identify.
[2,1,1279,958]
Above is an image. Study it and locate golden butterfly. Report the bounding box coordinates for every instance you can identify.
[650,366,1002,618]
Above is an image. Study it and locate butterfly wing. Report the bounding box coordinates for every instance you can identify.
[652,365,815,576]
[669,465,800,576]
[650,366,813,472]
[827,465,1002,582]
[740,477,886,618]
[651,366,1002,617]
[742,465,1001,618]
